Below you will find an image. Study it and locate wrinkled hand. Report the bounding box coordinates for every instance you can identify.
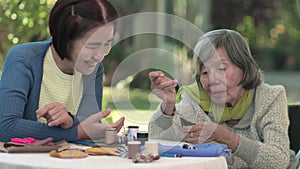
[149,71,178,103]
[149,71,178,115]
[77,109,125,140]
[36,102,74,129]
[183,122,240,151]
[183,122,220,143]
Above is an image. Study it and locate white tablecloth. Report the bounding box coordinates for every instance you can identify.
[0,152,227,169]
[0,140,228,169]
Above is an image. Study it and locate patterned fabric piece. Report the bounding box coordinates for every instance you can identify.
[50,149,88,158]
[85,147,116,156]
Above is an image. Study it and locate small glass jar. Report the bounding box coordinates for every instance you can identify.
[137,131,148,145]
[144,141,158,156]
[127,126,139,141]
[105,127,117,144]
[127,141,141,159]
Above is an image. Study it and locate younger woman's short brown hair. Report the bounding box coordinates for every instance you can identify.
[49,0,119,60]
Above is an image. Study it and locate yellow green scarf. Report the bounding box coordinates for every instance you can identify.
[176,82,253,123]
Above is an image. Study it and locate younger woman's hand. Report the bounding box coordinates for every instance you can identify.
[36,102,74,129]
[77,109,125,140]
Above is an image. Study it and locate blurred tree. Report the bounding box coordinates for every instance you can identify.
[0,0,54,60]
[0,0,55,76]
[272,0,300,70]
[1,0,300,78]
[211,0,300,71]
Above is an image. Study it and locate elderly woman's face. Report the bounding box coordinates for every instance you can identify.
[199,48,245,106]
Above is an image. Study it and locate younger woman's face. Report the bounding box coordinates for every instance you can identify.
[72,24,114,75]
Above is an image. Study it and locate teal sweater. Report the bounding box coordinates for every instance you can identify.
[0,40,103,142]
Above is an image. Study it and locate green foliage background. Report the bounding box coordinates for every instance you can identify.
[0,0,54,76]
[1,0,300,77]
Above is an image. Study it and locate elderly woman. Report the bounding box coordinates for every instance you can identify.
[148,29,297,168]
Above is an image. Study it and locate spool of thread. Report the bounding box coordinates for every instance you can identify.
[144,141,158,156]
[137,131,148,145]
[105,127,117,144]
[127,126,139,141]
[127,141,141,159]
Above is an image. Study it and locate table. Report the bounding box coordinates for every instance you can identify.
[0,139,228,169]
[0,152,227,169]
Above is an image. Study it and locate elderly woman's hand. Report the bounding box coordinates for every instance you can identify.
[36,102,74,129]
[183,122,240,152]
[149,71,178,116]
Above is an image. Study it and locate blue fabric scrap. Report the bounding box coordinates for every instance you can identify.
[158,143,231,157]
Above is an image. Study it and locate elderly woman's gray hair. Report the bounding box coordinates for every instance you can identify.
[193,29,262,90]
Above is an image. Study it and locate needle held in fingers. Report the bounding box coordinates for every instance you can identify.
[149,71,165,80]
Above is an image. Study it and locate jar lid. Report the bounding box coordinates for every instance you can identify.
[137,131,148,138]
[127,125,139,129]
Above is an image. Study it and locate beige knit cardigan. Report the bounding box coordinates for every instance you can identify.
[149,83,297,169]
